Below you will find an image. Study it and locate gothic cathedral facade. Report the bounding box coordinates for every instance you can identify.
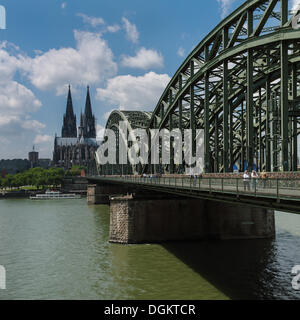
[53,86,99,171]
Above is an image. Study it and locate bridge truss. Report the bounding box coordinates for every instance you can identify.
[99,0,300,175]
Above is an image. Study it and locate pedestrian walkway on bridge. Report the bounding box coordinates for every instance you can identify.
[87,174,300,214]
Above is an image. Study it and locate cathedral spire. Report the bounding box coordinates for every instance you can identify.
[80,110,84,127]
[66,84,75,118]
[83,85,96,138]
[84,85,92,118]
[62,85,77,138]
[78,110,84,139]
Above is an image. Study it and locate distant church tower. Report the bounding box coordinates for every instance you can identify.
[62,85,77,138]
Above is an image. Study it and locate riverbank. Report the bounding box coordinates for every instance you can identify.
[0,189,54,199]
[0,188,87,199]
[0,177,88,199]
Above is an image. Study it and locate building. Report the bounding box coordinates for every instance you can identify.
[28,146,39,168]
[38,159,52,169]
[53,85,99,171]
[0,147,50,175]
[0,159,30,175]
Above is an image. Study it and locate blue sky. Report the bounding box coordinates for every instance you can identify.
[0,0,297,159]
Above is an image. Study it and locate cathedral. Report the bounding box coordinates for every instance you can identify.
[53,85,99,171]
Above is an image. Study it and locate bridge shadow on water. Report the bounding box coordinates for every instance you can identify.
[162,237,279,300]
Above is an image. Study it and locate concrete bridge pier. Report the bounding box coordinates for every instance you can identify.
[87,184,109,205]
[109,194,275,244]
[204,201,275,240]
[109,194,207,244]
[87,184,129,205]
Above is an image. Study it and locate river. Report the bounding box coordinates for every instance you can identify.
[0,198,299,300]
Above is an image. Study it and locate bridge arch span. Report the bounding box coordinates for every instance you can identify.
[97,0,300,175]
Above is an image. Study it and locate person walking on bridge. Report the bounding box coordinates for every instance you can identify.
[251,170,259,191]
[260,170,267,189]
[243,170,250,191]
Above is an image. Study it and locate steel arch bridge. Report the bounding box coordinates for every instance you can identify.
[98,0,300,175]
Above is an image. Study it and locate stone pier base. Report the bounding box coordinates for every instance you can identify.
[87,185,109,205]
[87,184,129,205]
[109,195,275,244]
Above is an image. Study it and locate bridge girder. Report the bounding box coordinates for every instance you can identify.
[99,0,300,175]
[147,0,300,174]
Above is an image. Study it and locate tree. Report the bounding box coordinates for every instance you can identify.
[47,168,64,187]
[0,167,66,190]
[3,174,13,189]
[66,165,86,177]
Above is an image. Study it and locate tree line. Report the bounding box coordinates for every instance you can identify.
[0,166,86,190]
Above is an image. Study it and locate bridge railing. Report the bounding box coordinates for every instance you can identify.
[95,176,300,202]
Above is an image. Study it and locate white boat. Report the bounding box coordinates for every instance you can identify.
[30,190,81,200]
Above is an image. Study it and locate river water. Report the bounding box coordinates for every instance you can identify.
[0,198,299,300]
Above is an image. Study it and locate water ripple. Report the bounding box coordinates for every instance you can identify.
[0,200,299,300]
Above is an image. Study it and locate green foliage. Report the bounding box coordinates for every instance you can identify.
[0,167,65,190]
[65,165,86,177]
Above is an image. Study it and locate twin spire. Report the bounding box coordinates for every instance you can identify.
[66,85,75,118]
[61,85,96,139]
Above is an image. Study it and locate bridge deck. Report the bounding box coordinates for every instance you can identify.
[87,176,300,214]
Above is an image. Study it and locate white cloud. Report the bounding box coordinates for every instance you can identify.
[97,124,106,141]
[122,17,139,43]
[61,2,67,9]
[22,30,117,95]
[0,81,42,115]
[217,0,237,18]
[177,47,185,58]
[77,13,121,34]
[77,13,105,28]
[0,116,44,135]
[23,120,45,131]
[34,134,52,144]
[0,28,119,158]
[292,0,300,10]
[96,72,171,111]
[104,110,113,120]
[107,24,121,33]
[0,43,24,81]
[0,116,46,159]
[0,42,47,159]
[34,49,43,55]
[121,47,164,70]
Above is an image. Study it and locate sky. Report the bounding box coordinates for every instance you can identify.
[0,0,299,159]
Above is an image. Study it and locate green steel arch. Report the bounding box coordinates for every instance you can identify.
[99,0,300,175]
